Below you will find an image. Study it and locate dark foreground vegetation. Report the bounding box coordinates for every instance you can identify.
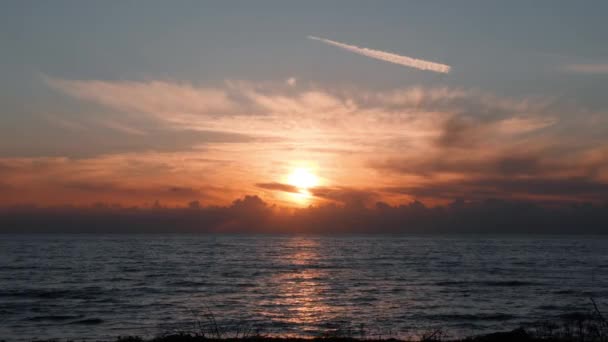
[26,325,606,342]
[22,302,608,342]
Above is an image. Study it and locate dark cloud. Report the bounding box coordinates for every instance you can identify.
[493,155,543,176]
[374,151,548,177]
[256,182,300,193]
[384,177,608,202]
[372,127,608,201]
[257,182,379,207]
[229,195,269,212]
[168,186,202,197]
[62,182,206,200]
[311,186,379,208]
[436,116,485,148]
[0,195,606,234]
[0,161,16,173]
[63,182,119,192]
[481,177,608,197]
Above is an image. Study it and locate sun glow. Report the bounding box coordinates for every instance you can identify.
[287,168,319,191]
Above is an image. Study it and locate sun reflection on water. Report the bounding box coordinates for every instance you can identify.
[256,237,340,333]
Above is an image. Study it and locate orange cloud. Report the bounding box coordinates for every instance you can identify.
[0,78,605,207]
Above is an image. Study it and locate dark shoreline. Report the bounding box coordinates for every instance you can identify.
[18,317,608,342]
[9,302,608,342]
[16,328,602,342]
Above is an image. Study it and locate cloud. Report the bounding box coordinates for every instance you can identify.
[0,153,248,207]
[374,142,608,203]
[95,119,148,136]
[1,195,606,234]
[42,113,89,132]
[311,186,379,207]
[44,77,239,123]
[308,35,450,73]
[0,125,255,158]
[63,182,205,200]
[45,77,556,151]
[257,182,379,207]
[373,151,547,178]
[256,182,300,193]
[432,115,555,150]
[563,63,608,74]
[7,77,603,207]
[384,177,608,203]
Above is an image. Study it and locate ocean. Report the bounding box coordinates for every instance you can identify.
[1,234,607,341]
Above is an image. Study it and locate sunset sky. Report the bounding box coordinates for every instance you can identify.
[2,1,608,209]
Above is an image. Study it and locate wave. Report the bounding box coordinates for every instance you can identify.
[68,318,104,325]
[165,280,208,287]
[0,287,108,299]
[26,315,82,322]
[435,280,538,287]
[425,313,517,321]
[0,289,73,299]
[553,289,578,295]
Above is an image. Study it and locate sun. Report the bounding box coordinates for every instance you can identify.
[287,168,319,191]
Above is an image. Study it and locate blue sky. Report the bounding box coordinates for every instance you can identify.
[3,1,608,91]
[1,1,608,207]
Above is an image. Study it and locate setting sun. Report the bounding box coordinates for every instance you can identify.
[287,168,319,191]
[3,3,608,341]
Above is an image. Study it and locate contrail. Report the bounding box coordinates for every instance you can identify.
[308,35,450,74]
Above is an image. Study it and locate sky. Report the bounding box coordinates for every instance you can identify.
[1,1,608,213]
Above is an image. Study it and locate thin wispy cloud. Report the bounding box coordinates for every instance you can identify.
[25,76,608,207]
[563,63,608,74]
[308,36,450,74]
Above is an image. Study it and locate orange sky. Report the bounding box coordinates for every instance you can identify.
[1,78,607,209]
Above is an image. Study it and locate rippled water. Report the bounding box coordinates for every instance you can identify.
[1,235,608,341]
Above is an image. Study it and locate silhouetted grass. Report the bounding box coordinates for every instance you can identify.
[18,299,608,342]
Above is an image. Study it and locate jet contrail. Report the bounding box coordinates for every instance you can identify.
[308,35,450,74]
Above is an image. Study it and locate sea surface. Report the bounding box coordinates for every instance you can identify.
[1,235,608,341]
